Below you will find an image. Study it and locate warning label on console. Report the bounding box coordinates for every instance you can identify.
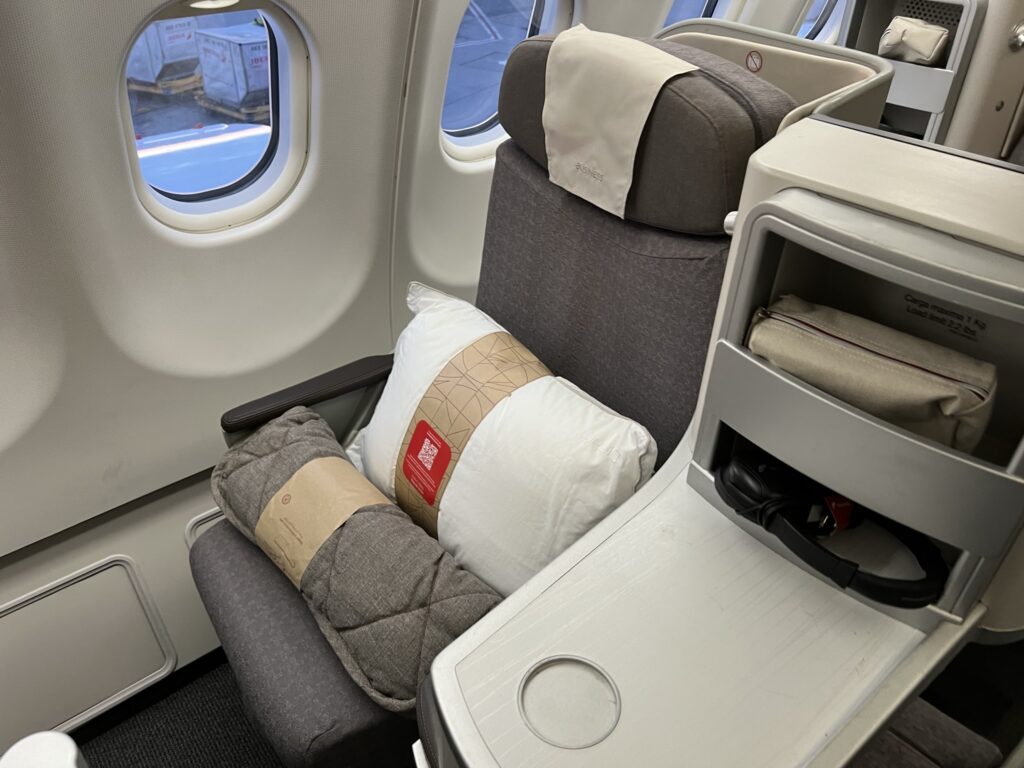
[904,293,988,343]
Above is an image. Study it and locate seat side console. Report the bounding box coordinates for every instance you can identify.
[420,118,1024,768]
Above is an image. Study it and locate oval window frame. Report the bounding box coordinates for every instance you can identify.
[439,0,573,162]
[120,0,309,233]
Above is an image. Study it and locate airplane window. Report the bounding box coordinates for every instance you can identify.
[664,1,732,27]
[125,10,277,200]
[442,0,560,139]
[799,0,848,40]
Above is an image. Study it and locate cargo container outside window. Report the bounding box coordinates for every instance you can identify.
[125,9,277,200]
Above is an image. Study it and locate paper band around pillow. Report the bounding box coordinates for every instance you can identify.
[254,456,390,586]
[395,331,551,536]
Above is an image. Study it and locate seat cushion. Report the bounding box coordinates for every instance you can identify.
[851,697,1002,768]
[189,521,417,768]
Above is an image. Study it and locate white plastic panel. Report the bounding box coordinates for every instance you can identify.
[0,473,222,743]
[412,741,430,768]
[887,60,956,113]
[0,558,174,749]
[945,0,1024,156]
[391,0,552,328]
[184,508,223,548]
[440,456,925,768]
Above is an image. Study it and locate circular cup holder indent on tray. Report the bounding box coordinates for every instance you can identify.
[517,655,621,750]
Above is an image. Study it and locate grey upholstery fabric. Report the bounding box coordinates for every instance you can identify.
[211,408,501,713]
[190,521,418,768]
[498,36,797,234]
[851,697,1002,768]
[475,141,729,462]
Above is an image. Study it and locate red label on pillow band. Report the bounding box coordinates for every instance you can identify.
[394,332,551,536]
[401,420,452,506]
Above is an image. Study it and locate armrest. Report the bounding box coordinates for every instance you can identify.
[220,354,393,434]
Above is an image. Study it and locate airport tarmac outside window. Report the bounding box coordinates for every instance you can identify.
[442,0,560,139]
[125,9,278,201]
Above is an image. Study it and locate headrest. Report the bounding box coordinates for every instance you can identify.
[498,35,797,235]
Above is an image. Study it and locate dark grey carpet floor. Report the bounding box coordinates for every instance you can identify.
[72,638,1024,766]
[924,638,1024,756]
[75,655,281,768]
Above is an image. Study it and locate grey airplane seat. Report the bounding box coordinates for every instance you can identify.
[189,33,999,768]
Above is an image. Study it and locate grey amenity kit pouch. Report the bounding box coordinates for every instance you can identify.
[748,295,997,453]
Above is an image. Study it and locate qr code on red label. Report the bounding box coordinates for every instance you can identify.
[402,421,452,507]
[417,437,439,470]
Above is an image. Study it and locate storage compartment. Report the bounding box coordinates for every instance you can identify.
[694,188,1024,615]
[767,244,1022,465]
[717,190,1024,467]
[710,425,959,593]
[853,0,964,69]
[699,341,1024,556]
[882,102,933,137]
[847,0,981,141]
[695,341,1024,614]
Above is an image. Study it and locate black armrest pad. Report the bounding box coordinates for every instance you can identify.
[221,354,393,433]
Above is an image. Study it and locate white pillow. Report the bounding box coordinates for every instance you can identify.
[349,282,656,595]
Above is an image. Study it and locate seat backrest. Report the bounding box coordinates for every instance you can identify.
[475,35,795,463]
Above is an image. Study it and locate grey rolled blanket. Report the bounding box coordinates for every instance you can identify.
[212,406,501,712]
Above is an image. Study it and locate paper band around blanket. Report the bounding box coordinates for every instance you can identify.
[254,456,390,586]
[395,331,551,536]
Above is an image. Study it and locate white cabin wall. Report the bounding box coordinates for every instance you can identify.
[944,0,1024,158]
[389,0,495,322]
[0,474,218,748]
[0,0,418,557]
[573,0,676,35]
[0,0,418,747]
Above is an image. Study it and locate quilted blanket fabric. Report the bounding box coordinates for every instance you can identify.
[212,407,501,713]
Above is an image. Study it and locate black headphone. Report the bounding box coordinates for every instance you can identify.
[714,451,948,609]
